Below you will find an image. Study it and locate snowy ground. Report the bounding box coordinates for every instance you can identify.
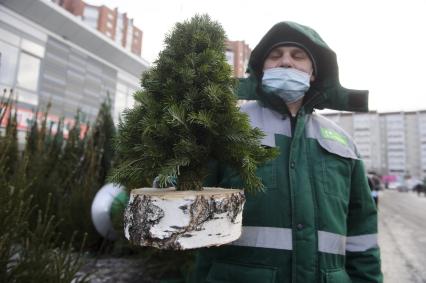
[379,190,426,282]
[77,257,156,283]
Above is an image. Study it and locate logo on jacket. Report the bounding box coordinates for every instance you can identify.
[320,128,347,145]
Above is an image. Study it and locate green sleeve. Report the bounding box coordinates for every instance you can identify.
[345,160,383,283]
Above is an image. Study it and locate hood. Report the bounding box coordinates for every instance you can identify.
[238,21,368,113]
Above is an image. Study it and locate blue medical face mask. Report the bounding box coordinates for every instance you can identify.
[261,67,311,103]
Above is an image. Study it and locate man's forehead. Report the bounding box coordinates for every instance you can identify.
[269,45,308,54]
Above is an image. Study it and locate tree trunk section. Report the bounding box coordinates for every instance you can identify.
[124,187,245,250]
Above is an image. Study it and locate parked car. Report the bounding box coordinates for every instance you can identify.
[405,178,423,190]
[387,181,404,191]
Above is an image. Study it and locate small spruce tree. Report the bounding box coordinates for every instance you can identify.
[111,15,277,191]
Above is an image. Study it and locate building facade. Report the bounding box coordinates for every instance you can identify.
[404,112,421,178]
[323,110,426,180]
[419,111,426,178]
[52,0,143,56]
[381,113,406,175]
[226,40,251,78]
[0,0,149,131]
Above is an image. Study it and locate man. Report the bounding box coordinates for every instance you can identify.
[368,174,380,206]
[190,22,382,283]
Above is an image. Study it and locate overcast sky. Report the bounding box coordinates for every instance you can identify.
[87,0,426,112]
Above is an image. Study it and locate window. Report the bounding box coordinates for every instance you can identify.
[226,50,234,66]
[114,89,126,121]
[126,22,133,50]
[0,41,19,85]
[17,52,41,91]
[115,14,124,45]
[83,6,99,29]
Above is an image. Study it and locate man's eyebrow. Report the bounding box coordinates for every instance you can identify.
[269,49,282,55]
[292,49,306,54]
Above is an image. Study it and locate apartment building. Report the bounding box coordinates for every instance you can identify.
[354,112,382,173]
[322,111,381,173]
[419,111,426,178]
[53,0,143,56]
[0,0,149,128]
[323,110,426,180]
[381,113,406,175]
[324,112,353,135]
[405,112,421,178]
[226,40,251,78]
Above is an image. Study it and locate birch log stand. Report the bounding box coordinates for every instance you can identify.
[124,187,245,250]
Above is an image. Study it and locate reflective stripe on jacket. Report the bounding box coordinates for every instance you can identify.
[190,101,382,283]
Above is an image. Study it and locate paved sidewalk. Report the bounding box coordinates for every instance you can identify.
[379,191,426,283]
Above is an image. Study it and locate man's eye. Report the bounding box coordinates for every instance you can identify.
[293,53,307,59]
[268,53,281,59]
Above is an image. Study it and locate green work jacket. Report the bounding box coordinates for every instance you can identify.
[189,101,382,283]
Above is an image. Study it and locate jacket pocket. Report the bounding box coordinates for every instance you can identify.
[323,268,352,283]
[323,153,351,200]
[256,159,277,190]
[206,261,277,283]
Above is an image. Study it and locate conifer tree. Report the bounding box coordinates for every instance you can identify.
[111,14,277,191]
[0,92,88,283]
[0,89,18,180]
[57,111,87,195]
[88,97,116,186]
[60,99,116,249]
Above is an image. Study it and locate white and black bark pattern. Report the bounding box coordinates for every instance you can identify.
[124,188,245,250]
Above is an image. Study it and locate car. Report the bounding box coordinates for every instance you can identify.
[387,181,404,191]
[405,178,423,190]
